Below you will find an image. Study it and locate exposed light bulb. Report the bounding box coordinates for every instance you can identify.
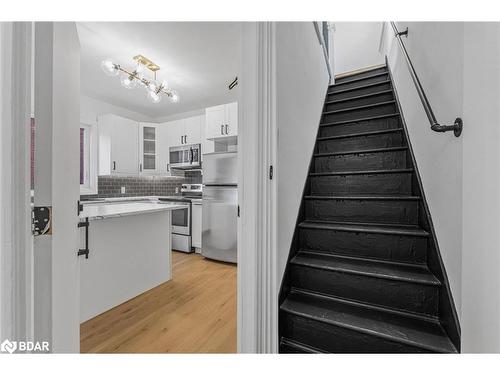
[160,80,169,90]
[147,89,162,104]
[168,90,179,103]
[138,77,148,87]
[135,63,144,73]
[120,74,136,89]
[148,82,158,93]
[101,59,119,76]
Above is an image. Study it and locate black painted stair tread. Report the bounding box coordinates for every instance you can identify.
[320,113,400,127]
[292,251,440,286]
[313,146,407,158]
[281,290,457,353]
[279,337,326,353]
[329,71,389,87]
[317,128,403,141]
[298,220,429,237]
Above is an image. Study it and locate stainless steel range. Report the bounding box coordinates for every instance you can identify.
[159,183,202,253]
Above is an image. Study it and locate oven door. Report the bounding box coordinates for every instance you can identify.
[171,202,191,236]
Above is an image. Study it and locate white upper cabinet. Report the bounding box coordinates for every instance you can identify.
[225,102,238,137]
[139,123,158,174]
[205,104,226,139]
[205,102,238,139]
[98,114,139,175]
[184,115,203,145]
[111,116,139,174]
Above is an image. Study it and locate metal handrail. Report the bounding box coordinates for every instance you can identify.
[390,22,463,137]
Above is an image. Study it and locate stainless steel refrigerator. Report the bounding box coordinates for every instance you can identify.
[202,151,238,263]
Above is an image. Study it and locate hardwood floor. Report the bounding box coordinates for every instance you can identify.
[80,251,237,353]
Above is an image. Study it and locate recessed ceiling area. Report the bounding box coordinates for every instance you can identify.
[77,22,242,119]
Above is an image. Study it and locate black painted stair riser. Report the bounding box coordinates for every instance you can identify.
[304,198,419,225]
[322,102,398,123]
[299,226,428,264]
[334,67,389,84]
[319,115,401,137]
[325,91,394,112]
[290,263,439,316]
[310,171,413,195]
[327,81,392,101]
[328,73,389,93]
[317,130,404,153]
[313,149,407,173]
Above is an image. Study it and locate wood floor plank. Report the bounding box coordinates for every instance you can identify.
[80,251,237,353]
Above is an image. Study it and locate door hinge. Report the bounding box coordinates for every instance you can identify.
[32,206,52,236]
[269,165,273,180]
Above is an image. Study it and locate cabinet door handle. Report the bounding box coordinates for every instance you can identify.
[184,135,187,144]
[167,163,170,172]
[225,124,229,135]
[113,161,116,170]
[140,163,142,172]
[180,136,183,144]
[221,124,224,135]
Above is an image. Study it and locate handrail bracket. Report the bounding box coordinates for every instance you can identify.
[431,118,463,137]
[396,27,408,38]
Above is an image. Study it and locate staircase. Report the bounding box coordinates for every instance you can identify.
[278,65,460,353]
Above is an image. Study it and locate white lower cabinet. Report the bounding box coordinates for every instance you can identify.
[191,201,202,250]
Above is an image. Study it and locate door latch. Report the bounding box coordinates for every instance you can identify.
[32,206,52,236]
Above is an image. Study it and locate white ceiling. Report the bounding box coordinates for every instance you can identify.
[77,22,241,118]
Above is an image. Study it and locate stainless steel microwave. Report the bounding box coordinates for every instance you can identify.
[169,143,201,170]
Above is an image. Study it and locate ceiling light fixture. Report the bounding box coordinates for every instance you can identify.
[100,55,179,104]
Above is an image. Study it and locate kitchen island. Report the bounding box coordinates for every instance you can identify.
[79,200,188,322]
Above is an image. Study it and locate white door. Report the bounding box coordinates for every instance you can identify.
[205,104,226,139]
[184,115,202,145]
[33,22,81,352]
[139,123,158,174]
[225,102,239,136]
[111,116,139,174]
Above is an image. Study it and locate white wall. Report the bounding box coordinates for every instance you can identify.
[276,22,329,281]
[80,94,155,126]
[381,22,464,318]
[461,23,500,353]
[333,22,385,75]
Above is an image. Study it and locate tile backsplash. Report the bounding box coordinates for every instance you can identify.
[82,170,202,199]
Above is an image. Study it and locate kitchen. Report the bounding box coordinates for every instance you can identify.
[76,22,241,353]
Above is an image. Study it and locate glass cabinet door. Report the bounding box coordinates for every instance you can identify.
[142,125,156,172]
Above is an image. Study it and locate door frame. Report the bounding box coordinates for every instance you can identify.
[237,22,278,353]
[0,21,34,344]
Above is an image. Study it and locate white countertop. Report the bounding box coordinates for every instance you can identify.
[80,201,188,220]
